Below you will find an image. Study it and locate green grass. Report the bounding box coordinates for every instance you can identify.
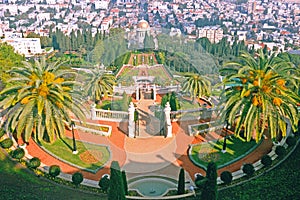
[217,140,300,200]
[97,99,127,111]
[190,137,258,169]
[0,149,105,200]
[41,138,110,172]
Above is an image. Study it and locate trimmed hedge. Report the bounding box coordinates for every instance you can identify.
[49,165,61,178]
[275,146,286,158]
[0,138,13,149]
[72,172,84,186]
[261,155,272,167]
[220,171,233,184]
[242,163,255,176]
[0,128,5,139]
[286,136,296,147]
[11,148,25,160]
[27,157,41,169]
[99,175,110,192]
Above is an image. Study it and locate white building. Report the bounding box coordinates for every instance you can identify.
[197,26,223,43]
[94,0,110,10]
[3,38,43,57]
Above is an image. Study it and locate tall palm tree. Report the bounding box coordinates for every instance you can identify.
[220,50,300,142]
[182,73,211,102]
[0,58,85,143]
[84,67,116,104]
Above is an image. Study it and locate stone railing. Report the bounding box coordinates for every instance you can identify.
[90,106,128,122]
[188,121,224,136]
[170,107,220,121]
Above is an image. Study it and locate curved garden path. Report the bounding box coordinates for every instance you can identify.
[24,96,273,183]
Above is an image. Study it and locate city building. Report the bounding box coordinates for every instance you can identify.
[197,26,224,43]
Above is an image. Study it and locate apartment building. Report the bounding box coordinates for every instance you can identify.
[197,26,223,43]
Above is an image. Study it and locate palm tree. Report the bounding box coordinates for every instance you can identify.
[182,73,211,102]
[84,67,116,104]
[220,50,300,142]
[0,58,85,143]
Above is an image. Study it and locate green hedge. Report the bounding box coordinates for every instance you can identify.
[1,138,13,149]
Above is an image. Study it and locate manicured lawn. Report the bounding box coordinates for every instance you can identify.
[41,138,110,173]
[190,137,259,169]
[98,99,127,111]
[0,149,105,199]
[217,141,300,200]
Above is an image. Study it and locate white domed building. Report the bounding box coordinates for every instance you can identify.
[136,19,150,46]
[127,19,152,49]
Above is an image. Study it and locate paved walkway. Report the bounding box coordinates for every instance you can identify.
[23,96,273,185]
[24,122,273,182]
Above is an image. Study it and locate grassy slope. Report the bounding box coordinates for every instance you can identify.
[218,143,300,200]
[0,149,105,200]
[1,143,300,199]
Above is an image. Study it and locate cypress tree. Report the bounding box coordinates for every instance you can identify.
[108,161,126,200]
[201,162,218,200]
[121,170,128,195]
[177,168,185,195]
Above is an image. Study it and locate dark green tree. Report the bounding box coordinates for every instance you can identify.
[170,92,180,111]
[201,162,218,200]
[144,33,155,49]
[108,161,126,200]
[177,168,185,195]
[121,171,128,195]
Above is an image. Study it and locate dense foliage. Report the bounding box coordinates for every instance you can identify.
[108,161,126,200]
[0,138,13,149]
[261,155,272,167]
[0,58,85,143]
[99,175,110,193]
[201,162,218,200]
[242,163,255,176]
[72,172,84,186]
[177,168,185,195]
[220,171,233,184]
[11,148,25,160]
[27,157,41,169]
[220,50,300,142]
[49,165,61,178]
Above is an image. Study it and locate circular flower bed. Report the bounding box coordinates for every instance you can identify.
[197,147,219,162]
[79,150,103,164]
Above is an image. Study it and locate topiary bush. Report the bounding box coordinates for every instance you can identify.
[49,165,61,178]
[286,136,296,147]
[11,148,25,160]
[242,163,255,176]
[275,146,286,158]
[0,138,13,149]
[220,171,233,184]
[99,175,110,192]
[72,172,84,186]
[261,155,272,167]
[195,173,205,188]
[0,128,5,139]
[27,157,41,169]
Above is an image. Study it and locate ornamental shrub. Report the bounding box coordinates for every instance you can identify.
[72,172,83,186]
[11,148,25,160]
[195,174,206,189]
[0,128,5,139]
[261,155,272,167]
[177,168,185,195]
[99,175,110,192]
[275,146,286,158]
[27,157,41,169]
[0,138,13,149]
[242,163,255,176]
[220,171,233,184]
[286,136,296,147]
[49,165,60,178]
